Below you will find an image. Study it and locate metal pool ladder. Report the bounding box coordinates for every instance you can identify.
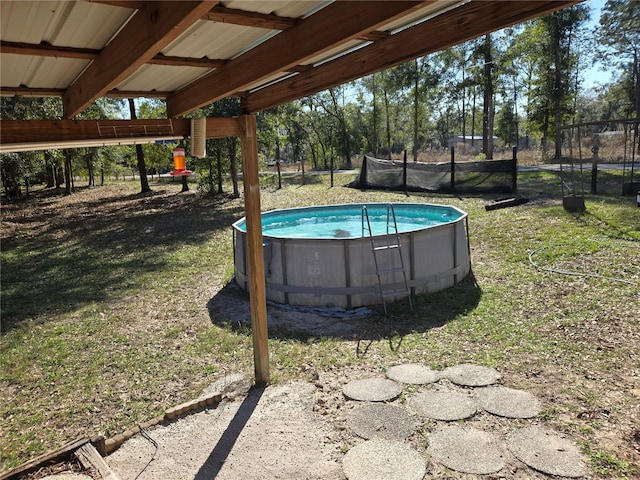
[362,204,413,314]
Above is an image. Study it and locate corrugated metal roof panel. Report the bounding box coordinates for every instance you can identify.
[303,39,366,68]
[114,65,211,93]
[378,0,466,33]
[222,0,330,18]
[161,20,275,60]
[0,1,133,48]
[46,2,134,49]
[0,53,88,89]
[243,71,297,93]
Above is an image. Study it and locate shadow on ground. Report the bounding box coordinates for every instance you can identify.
[206,272,482,342]
[1,186,244,331]
[193,386,265,480]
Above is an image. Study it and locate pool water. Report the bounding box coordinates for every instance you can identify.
[234,203,463,239]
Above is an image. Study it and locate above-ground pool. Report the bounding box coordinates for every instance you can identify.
[232,203,470,309]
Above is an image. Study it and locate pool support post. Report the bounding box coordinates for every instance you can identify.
[240,114,270,385]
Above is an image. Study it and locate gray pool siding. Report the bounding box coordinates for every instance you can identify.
[233,207,470,309]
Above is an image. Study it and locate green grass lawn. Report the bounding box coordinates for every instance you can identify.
[1,170,639,477]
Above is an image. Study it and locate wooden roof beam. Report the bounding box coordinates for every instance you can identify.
[147,54,226,69]
[0,41,99,60]
[62,1,219,119]
[0,117,242,148]
[241,0,580,113]
[1,41,226,69]
[0,87,172,99]
[203,6,298,30]
[166,1,431,118]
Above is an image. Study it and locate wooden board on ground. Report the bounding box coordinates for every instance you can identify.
[74,443,120,480]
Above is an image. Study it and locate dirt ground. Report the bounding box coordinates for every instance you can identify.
[103,296,628,480]
[4,183,638,479]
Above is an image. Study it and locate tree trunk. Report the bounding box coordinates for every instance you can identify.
[635,49,640,120]
[128,98,152,193]
[471,87,477,151]
[413,59,419,162]
[482,34,494,159]
[384,87,392,159]
[229,137,240,198]
[553,31,563,160]
[372,73,379,157]
[55,166,64,189]
[461,65,467,154]
[329,89,351,169]
[181,175,189,192]
[63,149,73,195]
[1,160,21,197]
[44,151,55,188]
[216,144,223,194]
[86,152,95,187]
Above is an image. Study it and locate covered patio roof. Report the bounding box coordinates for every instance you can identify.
[1,0,578,146]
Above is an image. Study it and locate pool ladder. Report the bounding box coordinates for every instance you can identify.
[362,204,413,315]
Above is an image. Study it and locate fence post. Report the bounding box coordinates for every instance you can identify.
[403,149,408,195]
[450,146,455,193]
[591,138,599,194]
[512,146,518,193]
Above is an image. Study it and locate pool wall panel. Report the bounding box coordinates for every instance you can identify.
[232,203,471,309]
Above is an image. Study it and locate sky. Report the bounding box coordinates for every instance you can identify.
[582,0,613,89]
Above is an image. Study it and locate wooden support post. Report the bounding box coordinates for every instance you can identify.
[239,114,270,385]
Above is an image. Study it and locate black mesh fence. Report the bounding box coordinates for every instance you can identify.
[348,151,517,194]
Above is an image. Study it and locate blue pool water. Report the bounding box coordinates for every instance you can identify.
[233,203,464,239]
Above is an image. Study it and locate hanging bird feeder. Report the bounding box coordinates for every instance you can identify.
[170,148,193,176]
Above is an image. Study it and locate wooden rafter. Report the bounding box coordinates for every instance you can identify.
[203,5,298,30]
[166,1,431,118]
[147,54,226,69]
[0,87,172,99]
[241,0,580,113]
[62,1,219,119]
[0,41,100,60]
[1,41,227,69]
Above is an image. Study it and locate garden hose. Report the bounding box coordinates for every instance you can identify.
[528,242,638,286]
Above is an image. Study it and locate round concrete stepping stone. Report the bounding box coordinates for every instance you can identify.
[347,403,415,441]
[507,426,587,478]
[343,438,427,480]
[474,386,541,418]
[343,378,402,402]
[427,425,508,475]
[386,363,439,384]
[442,364,500,387]
[406,390,476,421]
